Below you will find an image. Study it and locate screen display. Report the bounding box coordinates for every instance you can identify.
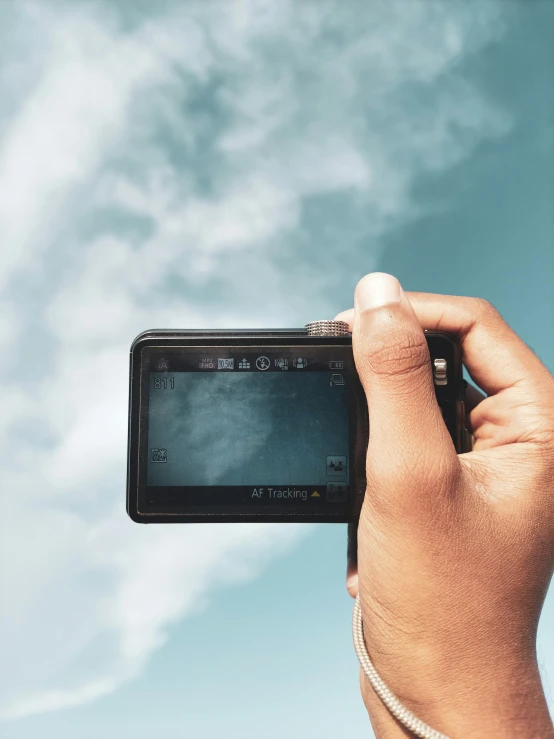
[142,346,352,511]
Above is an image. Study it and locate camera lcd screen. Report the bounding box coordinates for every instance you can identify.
[139,346,356,515]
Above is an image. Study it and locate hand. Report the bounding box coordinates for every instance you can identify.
[334,273,554,738]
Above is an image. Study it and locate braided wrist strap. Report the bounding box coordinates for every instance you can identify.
[352,594,452,739]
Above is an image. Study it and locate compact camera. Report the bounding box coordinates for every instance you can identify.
[126,321,470,524]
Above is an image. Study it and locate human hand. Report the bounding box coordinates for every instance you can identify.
[334,273,554,738]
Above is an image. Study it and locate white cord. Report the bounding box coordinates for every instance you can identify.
[352,594,452,739]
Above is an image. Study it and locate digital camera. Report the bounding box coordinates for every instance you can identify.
[126,321,470,524]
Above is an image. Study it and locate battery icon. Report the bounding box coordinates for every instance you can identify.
[329,360,343,369]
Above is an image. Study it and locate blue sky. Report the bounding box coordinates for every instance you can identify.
[0,1,553,737]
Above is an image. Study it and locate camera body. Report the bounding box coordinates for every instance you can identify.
[126,322,469,524]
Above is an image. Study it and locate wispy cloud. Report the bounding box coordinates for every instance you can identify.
[0,0,509,719]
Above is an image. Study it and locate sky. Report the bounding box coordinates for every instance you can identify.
[0,1,553,737]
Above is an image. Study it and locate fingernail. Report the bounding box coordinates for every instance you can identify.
[355,272,402,312]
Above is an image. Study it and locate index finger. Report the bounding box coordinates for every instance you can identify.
[334,294,547,397]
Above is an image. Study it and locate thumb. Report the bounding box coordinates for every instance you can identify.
[353,273,457,497]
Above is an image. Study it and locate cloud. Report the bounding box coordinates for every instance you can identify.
[0,0,510,719]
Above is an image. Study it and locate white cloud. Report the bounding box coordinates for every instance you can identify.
[0,0,511,720]
[2,508,305,719]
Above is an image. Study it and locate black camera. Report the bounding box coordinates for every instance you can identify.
[126,321,469,524]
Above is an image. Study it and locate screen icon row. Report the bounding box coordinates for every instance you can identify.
[197,356,311,370]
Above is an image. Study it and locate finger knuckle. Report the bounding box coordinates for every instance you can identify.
[362,331,429,379]
[471,297,501,321]
[529,423,554,454]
